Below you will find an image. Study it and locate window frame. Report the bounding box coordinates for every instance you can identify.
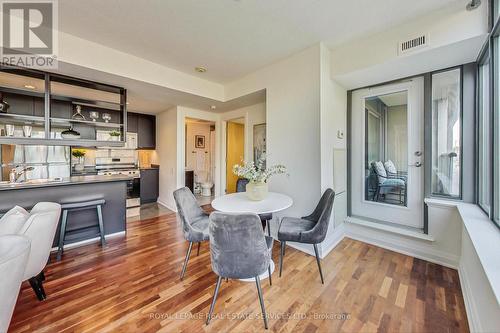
[477,0,500,228]
[429,66,464,200]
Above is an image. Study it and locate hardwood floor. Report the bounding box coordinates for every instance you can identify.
[9,208,469,332]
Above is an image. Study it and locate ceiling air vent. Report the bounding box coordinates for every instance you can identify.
[399,34,428,55]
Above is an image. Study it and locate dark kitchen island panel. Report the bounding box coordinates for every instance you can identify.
[0,179,127,247]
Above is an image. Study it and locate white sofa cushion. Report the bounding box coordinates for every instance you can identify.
[0,206,30,236]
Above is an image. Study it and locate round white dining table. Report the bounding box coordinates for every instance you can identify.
[211,192,293,282]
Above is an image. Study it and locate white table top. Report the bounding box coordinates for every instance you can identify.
[211,192,293,214]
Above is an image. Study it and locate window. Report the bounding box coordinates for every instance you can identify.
[431,69,461,198]
[494,36,500,225]
[479,58,491,214]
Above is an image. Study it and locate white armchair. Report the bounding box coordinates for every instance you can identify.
[19,202,61,300]
[0,235,31,333]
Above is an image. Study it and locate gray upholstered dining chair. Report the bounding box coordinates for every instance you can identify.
[277,188,335,284]
[236,178,273,236]
[173,187,210,280]
[206,211,273,329]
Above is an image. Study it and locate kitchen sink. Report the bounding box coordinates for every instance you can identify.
[0,178,65,188]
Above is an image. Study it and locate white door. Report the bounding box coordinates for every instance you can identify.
[351,78,424,229]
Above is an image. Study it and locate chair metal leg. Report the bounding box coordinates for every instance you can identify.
[197,242,201,256]
[255,277,269,329]
[266,220,271,237]
[279,241,285,277]
[206,276,223,325]
[180,242,193,280]
[313,244,324,284]
[96,204,106,247]
[268,265,272,286]
[57,209,68,261]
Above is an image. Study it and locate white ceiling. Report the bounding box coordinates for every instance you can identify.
[58,0,460,84]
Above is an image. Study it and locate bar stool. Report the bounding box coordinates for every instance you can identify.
[57,199,106,260]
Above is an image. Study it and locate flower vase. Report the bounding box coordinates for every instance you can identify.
[246,181,268,201]
[74,157,85,172]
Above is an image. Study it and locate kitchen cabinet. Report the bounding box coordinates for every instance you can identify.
[127,112,138,133]
[140,168,159,204]
[126,112,156,149]
[137,114,156,149]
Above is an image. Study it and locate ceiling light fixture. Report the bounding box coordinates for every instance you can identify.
[210,105,216,110]
[466,0,481,11]
[195,66,207,73]
[24,84,36,89]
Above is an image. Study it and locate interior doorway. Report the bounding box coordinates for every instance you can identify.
[184,117,216,205]
[225,118,245,193]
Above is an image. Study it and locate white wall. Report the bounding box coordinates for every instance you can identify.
[157,107,179,210]
[331,2,488,89]
[320,44,348,255]
[226,45,322,224]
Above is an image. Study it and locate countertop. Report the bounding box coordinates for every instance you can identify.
[0,174,132,191]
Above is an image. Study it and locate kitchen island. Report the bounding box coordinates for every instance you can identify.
[0,175,130,247]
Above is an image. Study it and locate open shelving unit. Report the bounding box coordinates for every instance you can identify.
[0,65,127,147]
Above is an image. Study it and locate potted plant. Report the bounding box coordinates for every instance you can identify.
[233,156,287,201]
[72,149,86,172]
[109,130,121,141]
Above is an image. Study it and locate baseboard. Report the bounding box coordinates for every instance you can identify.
[345,223,459,269]
[458,262,482,333]
[157,199,176,212]
[320,224,346,258]
[50,231,126,252]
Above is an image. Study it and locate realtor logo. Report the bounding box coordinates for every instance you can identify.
[1,0,58,68]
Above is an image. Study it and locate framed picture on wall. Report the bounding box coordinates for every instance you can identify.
[253,123,266,165]
[195,135,205,148]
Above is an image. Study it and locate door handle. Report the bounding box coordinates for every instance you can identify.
[414,151,422,157]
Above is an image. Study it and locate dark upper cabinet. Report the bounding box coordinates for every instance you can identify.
[137,114,156,149]
[127,112,138,133]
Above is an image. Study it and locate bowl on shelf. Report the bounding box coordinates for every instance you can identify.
[102,113,111,123]
[89,111,99,122]
[61,126,81,139]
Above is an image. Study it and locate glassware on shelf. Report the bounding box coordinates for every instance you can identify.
[102,113,111,123]
[23,125,32,137]
[89,111,99,122]
[72,105,86,120]
[5,124,15,136]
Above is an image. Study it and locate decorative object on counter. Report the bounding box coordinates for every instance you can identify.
[72,149,86,172]
[5,124,15,136]
[0,92,10,113]
[61,125,81,139]
[195,135,205,148]
[22,125,32,138]
[233,156,288,201]
[109,130,121,141]
[102,113,111,123]
[89,111,99,122]
[71,105,86,121]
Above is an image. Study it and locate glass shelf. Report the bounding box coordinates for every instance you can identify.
[0,65,127,147]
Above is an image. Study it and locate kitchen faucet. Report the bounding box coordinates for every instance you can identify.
[9,166,35,183]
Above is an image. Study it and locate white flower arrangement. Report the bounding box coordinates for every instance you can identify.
[233,156,287,183]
